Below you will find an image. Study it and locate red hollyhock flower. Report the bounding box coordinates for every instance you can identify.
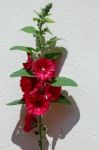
[24,94,50,116]
[49,86,61,101]
[20,77,38,93]
[23,113,37,132]
[32,58,56,81]
[44,85,61,102]
[29,82,43,96]
[29,82,47,97]
[36,83,61,102]
[23,53,33,70]
[28,82,61,102]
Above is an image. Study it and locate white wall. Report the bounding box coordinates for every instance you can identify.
[0,0,99,150]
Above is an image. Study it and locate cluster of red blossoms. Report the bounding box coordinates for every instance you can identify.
[20,54,61,132]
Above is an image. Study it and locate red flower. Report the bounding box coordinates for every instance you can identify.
[40,84,61,102]
[28,82,61,102]
[28,82,47,97]
[50,86,61,101]
[23,113,37,132]
[23,53,33,70]
[20,77,38,93]
[28,82,43,96]
[25,94,50,116]
[32,58,56,81]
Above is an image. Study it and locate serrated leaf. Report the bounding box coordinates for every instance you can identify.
[52,77,78,87]
[44,52,62,59]
[20,26,36,34]
[56,95,71,105]
[10,68,33,77]
[45,17,55,23]
[10,46,35,53]
[7,99,25,106]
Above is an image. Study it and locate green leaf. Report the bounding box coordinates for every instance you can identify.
[45,17,55,23]
[10,46,35,53]
[33,18,39,22]
[56,95,71,105]
[52,77,78,87]
[44,26,52,35]
[7,99,25,106]
[20,26,36,34]
[34,11,41,17]
[10,68,33,77]
[44,52,62,59]
[47,37,60,48]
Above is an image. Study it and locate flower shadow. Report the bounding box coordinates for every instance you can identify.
[43,92,80,149]
[11,105,42,150]
[11,47,80,150]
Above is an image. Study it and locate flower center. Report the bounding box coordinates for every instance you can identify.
[34,100,42,107]
[39,87,45,94]
[42,67,46,71]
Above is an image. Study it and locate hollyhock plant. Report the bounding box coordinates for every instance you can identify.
[8,3,78,150]
[32,58,56,81]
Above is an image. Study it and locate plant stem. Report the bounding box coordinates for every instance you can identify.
[39,22,42,50]
[37,17,44,150]
[38,116,43,150]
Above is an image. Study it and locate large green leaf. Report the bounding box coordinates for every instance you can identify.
[20,26,36,34]
[52,77,78,87]
[10,46,35,53]
[44,52,62,59]
[45,17,55,23]
[56,95,71,105]
[10,68,33,77]
[7,99,25,106]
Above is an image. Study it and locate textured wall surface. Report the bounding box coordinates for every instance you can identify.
[0,0,99,150]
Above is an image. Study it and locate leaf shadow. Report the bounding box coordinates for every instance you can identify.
[11,46,80,150]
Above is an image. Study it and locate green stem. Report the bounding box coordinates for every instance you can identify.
[38,20,43,50]
[37,19,44,150]
[38,116,43,150]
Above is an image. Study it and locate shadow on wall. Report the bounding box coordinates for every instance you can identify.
[11,47,80,150]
